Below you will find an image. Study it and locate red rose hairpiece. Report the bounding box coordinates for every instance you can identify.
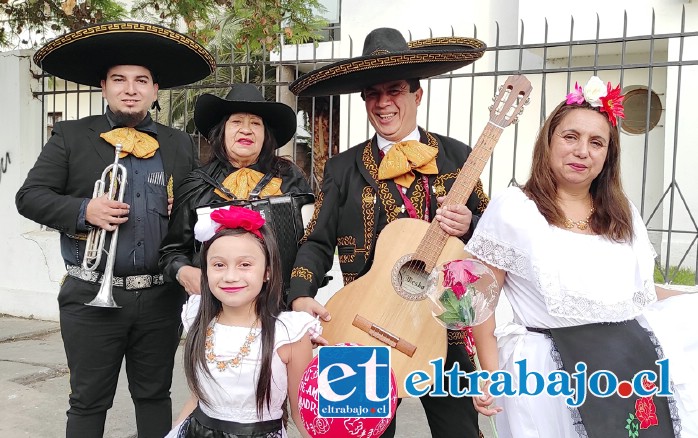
[210,207,265,239]
[565,76,625,126]
[194,206,265,242]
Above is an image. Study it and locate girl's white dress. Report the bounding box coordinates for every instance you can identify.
[465,187,698,438]
[165,295,318,438]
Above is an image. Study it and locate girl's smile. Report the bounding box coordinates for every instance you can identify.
[206,233,268,318]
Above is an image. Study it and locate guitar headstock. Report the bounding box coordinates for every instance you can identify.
[489,75,533,128]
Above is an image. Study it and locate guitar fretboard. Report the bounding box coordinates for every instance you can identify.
[415,122,503,271]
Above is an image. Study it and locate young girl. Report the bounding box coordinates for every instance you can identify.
[166,206,317,438]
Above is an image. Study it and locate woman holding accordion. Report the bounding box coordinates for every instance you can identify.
[159,83,311,296]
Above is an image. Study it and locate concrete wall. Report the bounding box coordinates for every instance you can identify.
[0,50,64,321]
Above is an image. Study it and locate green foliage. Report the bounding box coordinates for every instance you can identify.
[0,0,127,48]
[654,265,696,286]
[2,0,326,50]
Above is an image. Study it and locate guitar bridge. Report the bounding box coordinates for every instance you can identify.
[352,315,417,357]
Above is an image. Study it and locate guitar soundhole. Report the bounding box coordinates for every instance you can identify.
[391,254,438,301]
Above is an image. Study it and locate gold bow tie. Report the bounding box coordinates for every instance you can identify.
[100,127,160,159]
[214,168,283,200]
[377,140,438,187]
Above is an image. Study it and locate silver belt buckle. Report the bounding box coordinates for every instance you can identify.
[126,275,152,290]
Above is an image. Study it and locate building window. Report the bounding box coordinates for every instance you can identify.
[621,87,662,135]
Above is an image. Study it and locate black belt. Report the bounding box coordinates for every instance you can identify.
[189,406,282,436]
[66,265,164,290]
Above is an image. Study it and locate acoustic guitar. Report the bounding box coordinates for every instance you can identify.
[322,75,533,397]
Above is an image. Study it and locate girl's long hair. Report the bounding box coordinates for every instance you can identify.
[522,101,633,242]
[206,115,293,176]
[183,225,285,417]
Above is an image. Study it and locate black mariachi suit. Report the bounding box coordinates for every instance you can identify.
[15,114,197,438]
[158,158,312,284]
[289,128,489,438]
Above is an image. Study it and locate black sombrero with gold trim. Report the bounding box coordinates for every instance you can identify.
[289,27,486,97]
[33,21,215,89]
[194,83,297,147]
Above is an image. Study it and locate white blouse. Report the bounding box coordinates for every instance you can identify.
[465,186,657,328]
[181,295,317,423]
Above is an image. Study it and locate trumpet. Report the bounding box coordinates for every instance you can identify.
[83,144,128,308]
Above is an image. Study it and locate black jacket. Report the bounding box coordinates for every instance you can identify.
[158,158,311,283]
[16,114,197,269]
[288,128,489,304]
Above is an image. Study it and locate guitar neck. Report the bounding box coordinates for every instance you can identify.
[416,122,503,270]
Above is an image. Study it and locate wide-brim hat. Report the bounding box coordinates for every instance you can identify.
[33,21,215,89]
[289,27,486,97]
[194,83,297,147]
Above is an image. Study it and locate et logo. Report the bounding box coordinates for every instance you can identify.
[317,346,391,418]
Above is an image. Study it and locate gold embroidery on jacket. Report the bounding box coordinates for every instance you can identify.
[409,181,426,219]
[337,236,357,264]
[337,186,375,265]
[362,186,375,264]
[473,179,489,213]
[342,272,358,285]
[362,142,399,223]
[291,267,313,282]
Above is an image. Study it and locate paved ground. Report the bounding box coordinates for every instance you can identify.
[0,313,498,437]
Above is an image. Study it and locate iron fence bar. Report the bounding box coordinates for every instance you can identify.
[640,10,657,217]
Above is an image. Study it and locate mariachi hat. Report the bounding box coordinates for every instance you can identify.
[33,21,215,89]
[289,27,486,97]
[194,83,297,147]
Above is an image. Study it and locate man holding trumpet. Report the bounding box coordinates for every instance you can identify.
[16,22,214,438]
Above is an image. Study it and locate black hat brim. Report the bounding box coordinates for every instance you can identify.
[194,94,297,148]
[33,22,215,89]
[289,37,486,97]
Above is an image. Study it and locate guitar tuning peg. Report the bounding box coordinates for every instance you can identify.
[512,116,519,124]
[492,96,497,102]
[525,98,531,105]
[488,105,494,111]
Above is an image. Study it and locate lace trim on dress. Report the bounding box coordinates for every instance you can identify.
[535,267,657,322]
[542,331,588,438]
[466,233,529,279]
[644,328,682,437]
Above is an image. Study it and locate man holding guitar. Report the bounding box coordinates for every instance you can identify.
[287,27,489,437]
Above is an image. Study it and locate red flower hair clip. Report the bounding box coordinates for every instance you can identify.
[565,76,625,126]
[194,206,265,242]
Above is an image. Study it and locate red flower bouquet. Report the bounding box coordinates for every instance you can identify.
[429,259,499,331]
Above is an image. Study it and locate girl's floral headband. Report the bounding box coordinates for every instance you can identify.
[194,205,265,242]
[565,76,625,126]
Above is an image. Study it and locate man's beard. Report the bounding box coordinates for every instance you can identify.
[111,109,148,128]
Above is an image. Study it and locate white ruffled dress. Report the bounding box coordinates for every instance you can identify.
[165,295,318,438]
[465,187,698,438]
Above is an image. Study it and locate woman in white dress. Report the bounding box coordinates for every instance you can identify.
[166,206,318,438]
[467,76,697,437]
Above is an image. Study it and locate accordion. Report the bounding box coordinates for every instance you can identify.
[196,193,315,299]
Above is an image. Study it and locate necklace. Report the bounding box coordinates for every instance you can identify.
[205,317,259,371]
[564,201,595,230]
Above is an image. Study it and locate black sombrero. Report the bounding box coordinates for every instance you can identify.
[289,27,486,97]
[194,83,297,147]
[33,21,215,89]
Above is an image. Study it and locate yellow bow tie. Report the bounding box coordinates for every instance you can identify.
[377,140,438,187]
[214,168,283,200]
[100,127,160,159]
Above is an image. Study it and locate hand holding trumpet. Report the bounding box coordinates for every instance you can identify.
[86,195,130,231]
